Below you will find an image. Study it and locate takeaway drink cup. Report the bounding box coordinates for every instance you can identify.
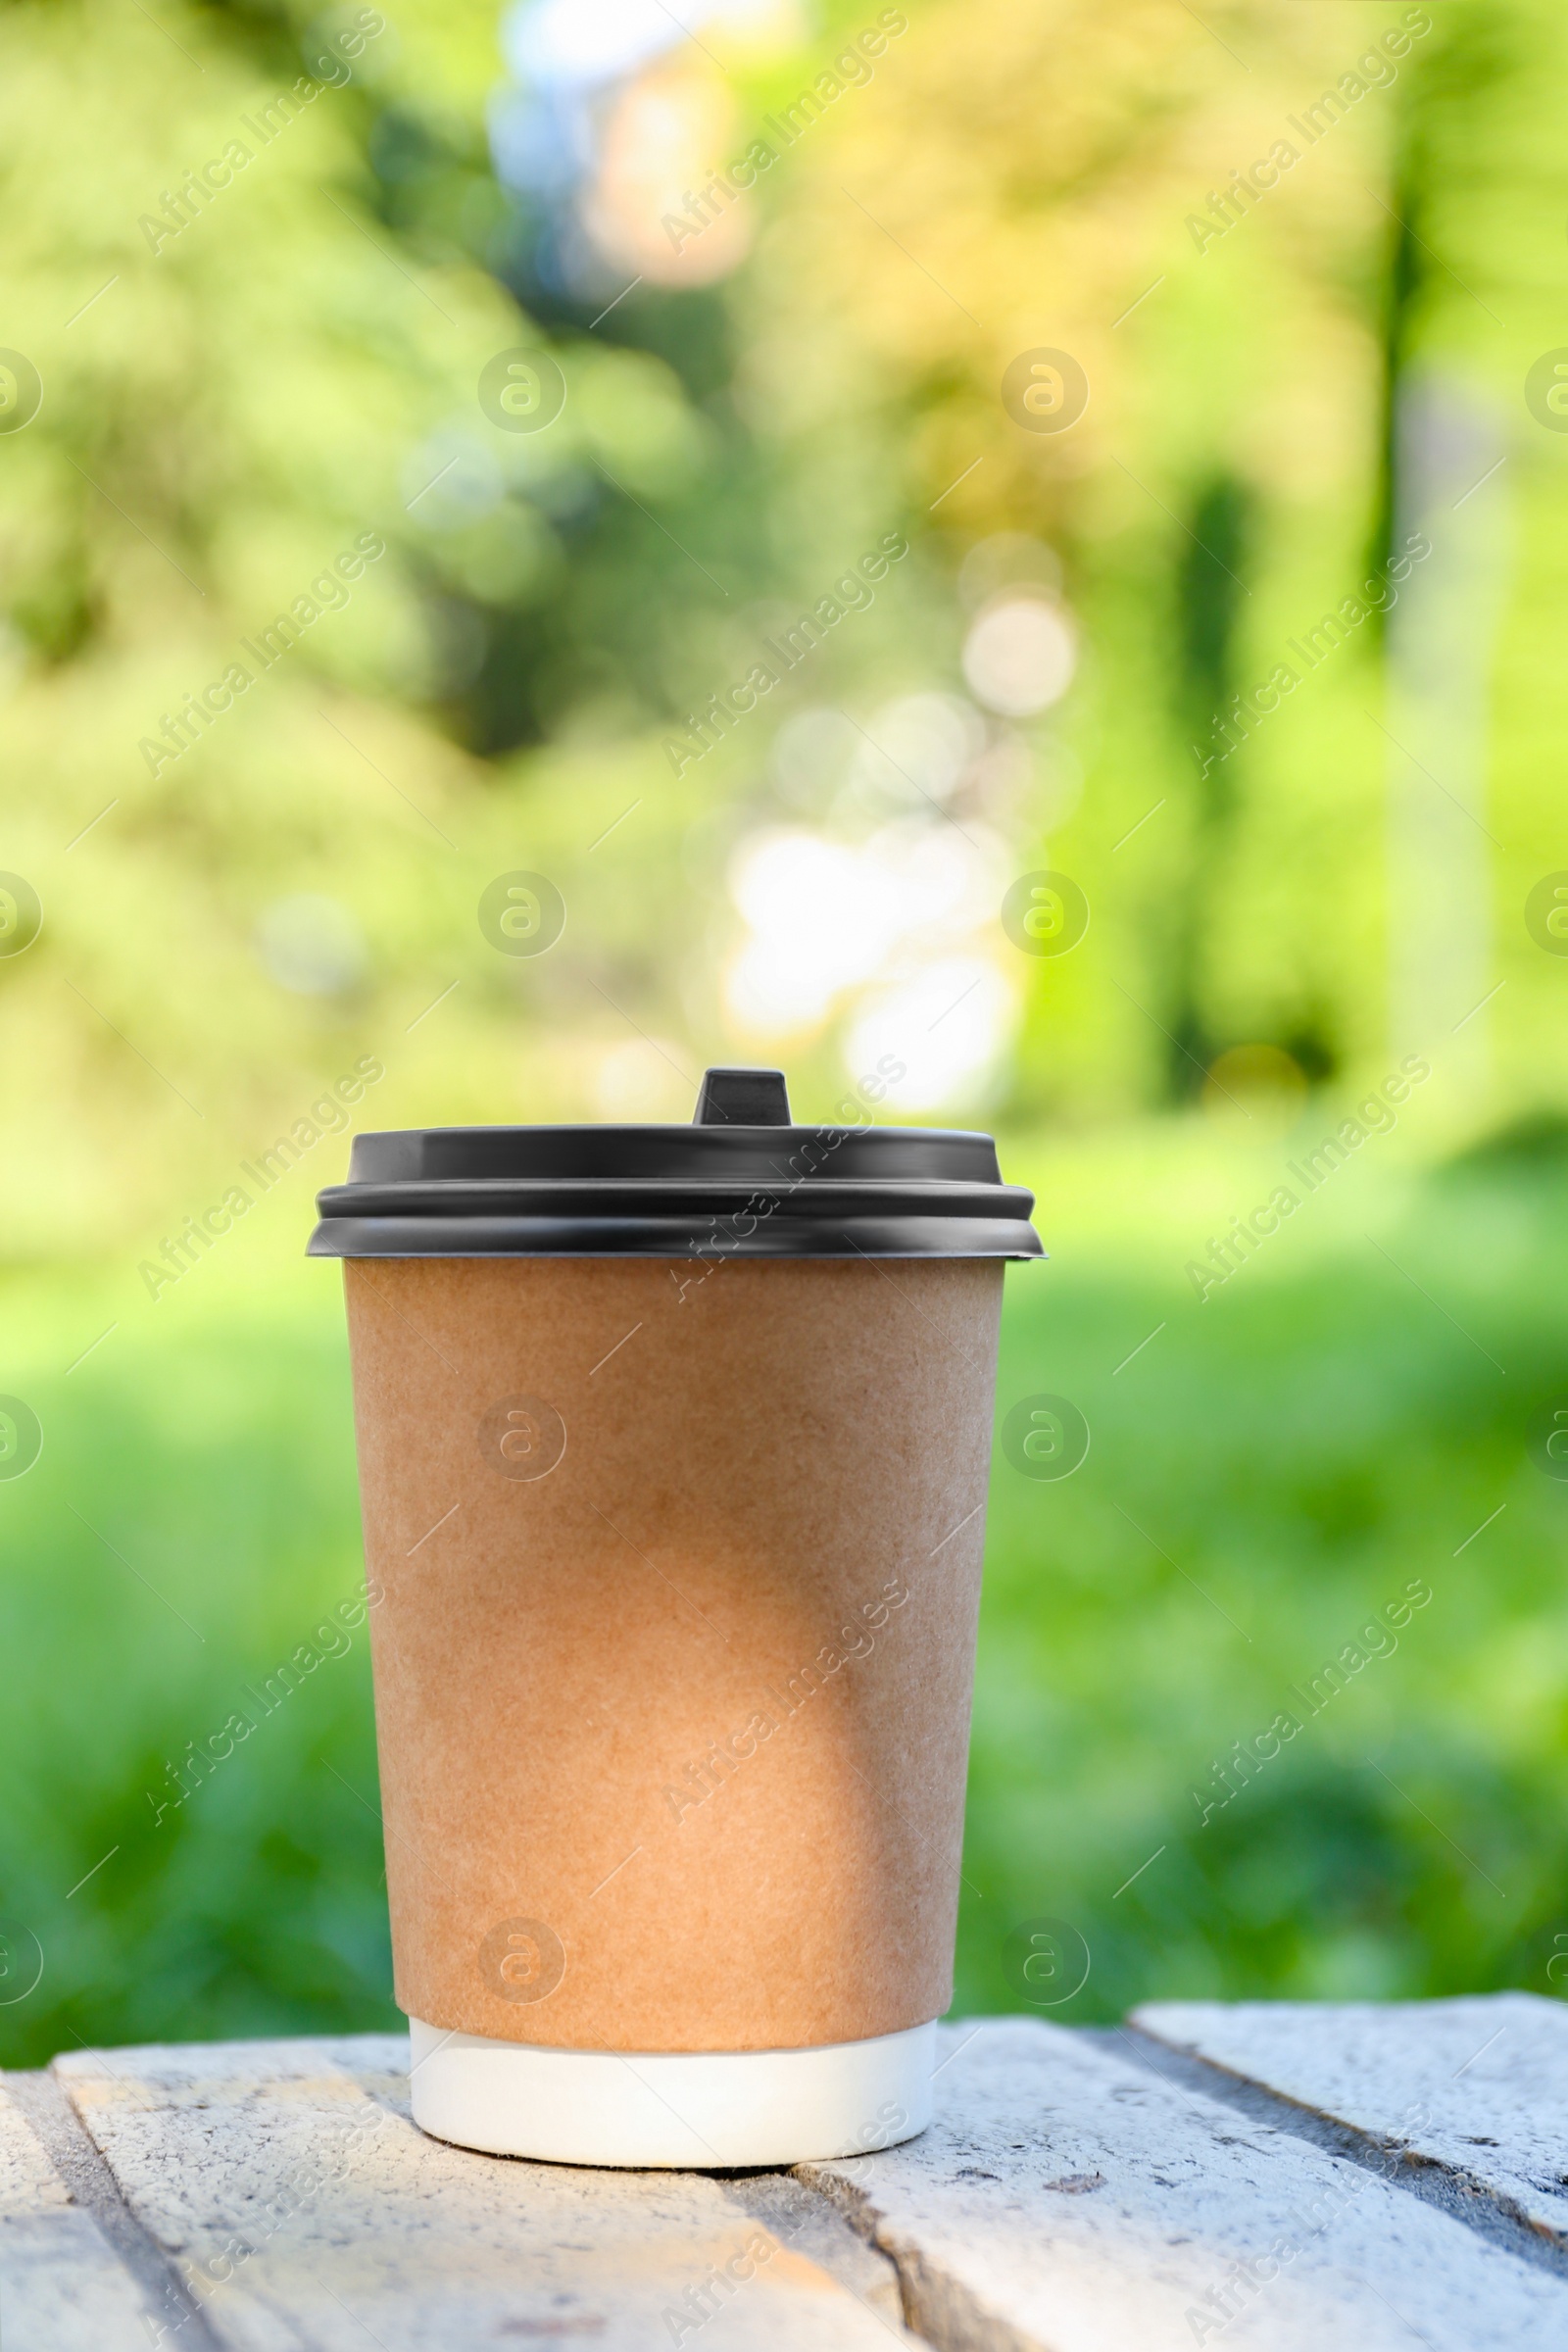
[310,1065,1041,2166]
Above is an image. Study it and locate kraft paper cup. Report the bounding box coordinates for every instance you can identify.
[313,1066,1040,2164]
[343,1254,1002,2162]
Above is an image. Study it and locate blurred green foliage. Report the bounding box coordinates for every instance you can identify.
[966,1117,1568,2021]
[2,0,1567,2052]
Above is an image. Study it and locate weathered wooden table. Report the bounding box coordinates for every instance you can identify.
[4,1994,1567,2348]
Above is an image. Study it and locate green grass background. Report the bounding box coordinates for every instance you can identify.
[3,1101,1563,2062]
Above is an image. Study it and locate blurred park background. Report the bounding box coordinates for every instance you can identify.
[3,0,1568,2056]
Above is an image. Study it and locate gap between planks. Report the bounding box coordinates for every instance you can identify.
[4,2066,226,2346]
[1105,2024,1568,2286]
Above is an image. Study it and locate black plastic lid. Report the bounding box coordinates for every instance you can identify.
[308,1066,1042,1261]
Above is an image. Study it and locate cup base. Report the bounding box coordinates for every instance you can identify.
[407,2014,935,2168]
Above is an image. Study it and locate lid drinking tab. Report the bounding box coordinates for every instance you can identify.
[694,1067,791,1126]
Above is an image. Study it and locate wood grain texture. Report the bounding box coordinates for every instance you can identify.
[29,2004,1568,2348]
[0,2078,167,2350]
[801,2016,1568,2351]
[1135,1992,1568,2254]
[53,2033,911,2348]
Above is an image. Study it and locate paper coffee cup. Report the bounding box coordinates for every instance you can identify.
[311,1066,1041,2164]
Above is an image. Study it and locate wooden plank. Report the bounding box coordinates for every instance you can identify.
[1133,1991,1568,2254]
[54,2034,910,2349]
[0,2081,72,2213]
[0,2077,164,2351]
[798,2017,1568,2351]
